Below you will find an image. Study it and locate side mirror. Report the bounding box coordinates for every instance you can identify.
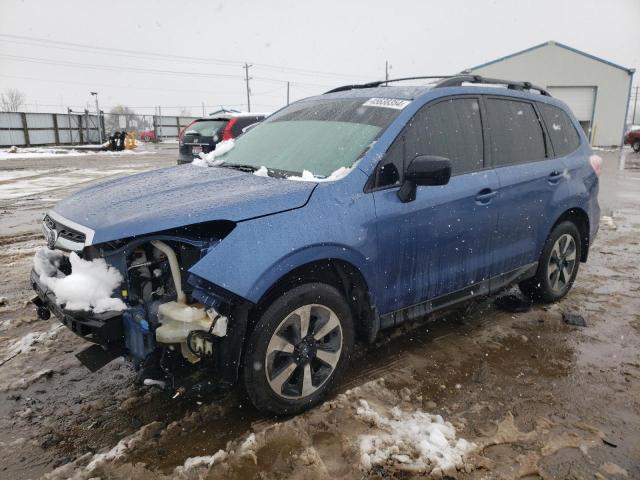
[398,155,451,203]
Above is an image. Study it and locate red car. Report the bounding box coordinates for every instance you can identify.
[624,128,640,152]
[139,130,157,142]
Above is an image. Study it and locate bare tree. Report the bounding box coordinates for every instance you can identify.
[0,88,26,112]
[178,106,192,117]
[105,105,142,133]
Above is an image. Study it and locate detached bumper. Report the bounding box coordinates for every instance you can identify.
[30,269,124,345]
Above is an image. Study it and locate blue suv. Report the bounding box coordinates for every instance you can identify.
[31,75,601,415]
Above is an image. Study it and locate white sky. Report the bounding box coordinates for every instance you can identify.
[1,0,638,116]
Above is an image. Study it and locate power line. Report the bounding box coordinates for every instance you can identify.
[0,54,337,89]
[0,73,243,96]
[0,33,369,81]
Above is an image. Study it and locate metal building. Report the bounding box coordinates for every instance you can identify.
[466,41,635,146]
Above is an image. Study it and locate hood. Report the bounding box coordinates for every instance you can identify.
[52,165,316,245]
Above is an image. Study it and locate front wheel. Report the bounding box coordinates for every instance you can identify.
[633,139,640,153]
[519,221,581,303]
[243,283,354,415]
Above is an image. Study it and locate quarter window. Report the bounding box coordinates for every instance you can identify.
[485,98,547,166]
[537,103,581,157]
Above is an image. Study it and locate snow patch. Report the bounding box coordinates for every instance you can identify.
[356,399,475,475]
[192,139,235,167]
[33,247,65,278]
[5,324,63,359]
[175,450,227,474]
[0,146,151,160]
[287,166,352,182]
[253,165,269,177]
[35,248,126,313]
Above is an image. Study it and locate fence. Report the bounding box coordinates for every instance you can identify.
[0,111,200,147]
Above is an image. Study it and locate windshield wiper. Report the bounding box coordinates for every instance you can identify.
[219,163,258,173]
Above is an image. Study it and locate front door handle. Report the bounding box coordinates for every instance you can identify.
[475,188,497,204]
[548,170,563,185]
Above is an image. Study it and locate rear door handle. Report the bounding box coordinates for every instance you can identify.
[548,170,563,184]
[475,188,497,204]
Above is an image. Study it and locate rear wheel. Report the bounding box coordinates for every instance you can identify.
[243,283,354,415]
[632,139,640,153]
[519,221,581,303]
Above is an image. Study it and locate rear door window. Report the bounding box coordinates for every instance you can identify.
[485,98,546,166]
[537,103,581,157]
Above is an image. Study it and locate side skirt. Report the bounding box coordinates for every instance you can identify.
[379,262,538,329]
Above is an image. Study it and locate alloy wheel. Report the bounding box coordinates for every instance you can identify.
[547,233,577,293]
[265,304,342,399]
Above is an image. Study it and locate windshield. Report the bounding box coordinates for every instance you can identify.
[186,119,228,137]
[215,98,403,177]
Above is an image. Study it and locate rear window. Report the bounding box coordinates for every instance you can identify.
[537,103,581,157]
[185,119,228,137]
[485,98,547,167]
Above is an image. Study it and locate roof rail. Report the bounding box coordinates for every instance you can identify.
[324,76,452,94]
[435,75,551,96]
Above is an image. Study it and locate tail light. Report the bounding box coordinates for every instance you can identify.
[222,118,238,141]
[179,120,197,143]
[589,154,602,177]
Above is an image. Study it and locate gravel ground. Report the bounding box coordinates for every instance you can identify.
[0,147,638,479]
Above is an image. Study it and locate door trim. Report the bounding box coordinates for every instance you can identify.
[378,262,538,329]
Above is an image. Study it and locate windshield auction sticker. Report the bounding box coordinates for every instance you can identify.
[362,97,411,109]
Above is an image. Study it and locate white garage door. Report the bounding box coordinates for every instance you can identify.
[546,86,596,121]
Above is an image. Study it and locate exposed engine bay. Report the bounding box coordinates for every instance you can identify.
[32,230,247,398]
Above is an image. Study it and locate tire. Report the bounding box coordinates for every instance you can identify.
[243,283,354,415]
[519,221,581,303]
[633,140,640,153]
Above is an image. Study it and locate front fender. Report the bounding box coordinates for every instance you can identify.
[188,169,379,305]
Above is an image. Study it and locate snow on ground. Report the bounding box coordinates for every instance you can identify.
[4,324,63,360]
[0,169,48,182]
[35,248,126,313]
[0,146,153,160]
[356,399,475,474]
[0,168,139,200]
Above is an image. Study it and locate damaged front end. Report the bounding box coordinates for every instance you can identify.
[31,213,251,397]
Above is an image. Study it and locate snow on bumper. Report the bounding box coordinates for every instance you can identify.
[31,268,125,344]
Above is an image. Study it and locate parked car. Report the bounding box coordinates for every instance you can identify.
[139,129,156,142]
[32,75,600,415]
[624,127,640,152]
[177,112,267,164]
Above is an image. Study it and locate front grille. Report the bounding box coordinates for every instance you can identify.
[59,228,86,243]
[43,214,55,230]
[43,214,86,244]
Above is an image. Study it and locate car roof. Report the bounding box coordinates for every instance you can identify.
[317,85,432,101]
[195,112,269,121]
[305,83,570,113]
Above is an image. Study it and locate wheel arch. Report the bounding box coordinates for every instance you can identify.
[250,258,378,344]
[550,207,590,262]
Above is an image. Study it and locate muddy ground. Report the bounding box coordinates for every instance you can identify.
[0,148,639,479]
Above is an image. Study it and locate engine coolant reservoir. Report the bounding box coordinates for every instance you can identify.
[155,301,212,362]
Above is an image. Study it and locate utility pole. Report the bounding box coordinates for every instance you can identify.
[632,86,639,125]
[286,81,290,105]
[90,92,103,143]
[202,102,205,117]
[385,61,389,85]
[244,63,252,112]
